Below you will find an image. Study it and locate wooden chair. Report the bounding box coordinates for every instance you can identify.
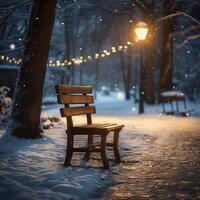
[55,85,124,169]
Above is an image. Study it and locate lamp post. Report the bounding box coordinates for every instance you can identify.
[134,22,149,114]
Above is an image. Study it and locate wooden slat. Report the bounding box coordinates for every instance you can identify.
[81,123,117,129]
[95,124,117,128]
[57,94,94,104]
[81,123,115,128]
[60,106,96,117]
[81,123,103,128]
[55,85,92,94]
[74,123,118,130]
[68,131,107,135]
[74,124,124,131]
[100,124,124,131]
[70,123,124,135]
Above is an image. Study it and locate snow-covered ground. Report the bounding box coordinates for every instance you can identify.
[0,93,200,200]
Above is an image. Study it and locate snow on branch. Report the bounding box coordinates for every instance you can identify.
[156,11,200,49]
[177,34,200,48]
[157,11,200,25]
[171,25,200,39]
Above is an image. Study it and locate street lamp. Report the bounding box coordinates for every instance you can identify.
[134,22,149,114]
[134,22,149,41]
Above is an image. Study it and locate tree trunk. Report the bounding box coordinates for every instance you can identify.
[141,3,156,104]
[145,43,155,103]
[79,65,83,85]
[70,10,80,85]
[0,23,6,61]
[119,51,127,96]
[64,21,71,84]
[139,45,145,114]
[160,2,173,93]
[94,59,100,99]
[6,0,57,138]
[125,47,133,100]
[119,51,132,100]
[94,44,101,99]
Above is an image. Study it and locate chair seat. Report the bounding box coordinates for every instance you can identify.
[69,123,124,135]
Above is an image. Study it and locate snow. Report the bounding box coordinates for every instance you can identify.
[160,90,184,97]
[0,93,200,200]
[0,65,19,70]
[42,96,57,104]
[0,127,114,200]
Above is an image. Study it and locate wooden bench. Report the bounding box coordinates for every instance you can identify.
[160,91,187,116]
[55,85,124,169]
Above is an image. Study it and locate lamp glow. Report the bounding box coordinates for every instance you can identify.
[134,22,148,41]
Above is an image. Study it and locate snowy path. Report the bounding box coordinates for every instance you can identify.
[0,99,200,199]
[98,115,200,199]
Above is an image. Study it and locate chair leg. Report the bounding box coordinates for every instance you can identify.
[171,102,174,112]
[183,99,187,110]
[83,134,93,161]
[176,101,179,113]
[113,130,121,163]
[100,134,109,169]
[64,133,74,167]
[162,103,165,113]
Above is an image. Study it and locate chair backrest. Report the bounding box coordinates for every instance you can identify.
[55,85,96,129]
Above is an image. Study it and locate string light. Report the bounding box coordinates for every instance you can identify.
[95,53,99,59]
[103,50,108,53]
[118,45,123,51]
[0,41,134,67]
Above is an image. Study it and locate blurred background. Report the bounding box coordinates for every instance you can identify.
[0,0,199,103]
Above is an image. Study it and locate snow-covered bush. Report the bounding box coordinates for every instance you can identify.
[0,86,61,131]
[0,86,12,129]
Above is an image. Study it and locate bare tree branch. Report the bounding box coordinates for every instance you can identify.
[0,0,31,27]
[177,34,200,48]
[157,11,200,25]
[101,0,134,15]
[172,25,200,38]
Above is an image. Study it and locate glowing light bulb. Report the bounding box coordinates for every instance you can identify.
[134,22,148,41]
